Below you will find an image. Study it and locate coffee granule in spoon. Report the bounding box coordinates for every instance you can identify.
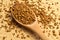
[10,1,35,25]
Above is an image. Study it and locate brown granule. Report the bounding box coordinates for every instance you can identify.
[54,22,58,26]
[9,1,36,25]
[58,18,60,20]
[12,33,15,36]
[6,28,11,32]
[59,31,60,36]
[22,0,28,1]
[0,15,2,19]
[43,30,45,33]
[11,39,12,40]
[48,33,50,37]
[26,34,30,37]
[0,8,2,12]
[16,34,19,38]
[52,30,56,36]
[21,36,26,39]
[48,25,55,29]
[3,37,6,40]
[5,14,11,18]
[56,26,59,29]
[15,29,17,33]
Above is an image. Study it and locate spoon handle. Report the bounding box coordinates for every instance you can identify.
[31,25,54,40]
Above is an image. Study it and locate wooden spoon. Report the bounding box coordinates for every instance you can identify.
[10,2,54,40]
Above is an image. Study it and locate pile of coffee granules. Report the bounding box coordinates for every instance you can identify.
[23,1,54,26]
[9,1,36,25]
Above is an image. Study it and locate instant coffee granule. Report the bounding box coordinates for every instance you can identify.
[10,1,36,25]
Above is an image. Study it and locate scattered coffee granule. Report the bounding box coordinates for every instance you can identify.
[20,33,26,39]
[43,30,45,33]
[56,26,59,29]
[0,2,2,7]
[7,20,13,25]
[54,22,58,26]
[21,36,26,39]
[58,17,60,20]
[10,1,36,25]
[9,26,15,29]
[0,8,2,12]
[12,33,15,36]
[48,5,52,11]
[5,14,11,18]
[6,29,11,32]
[22,0,28,1]
[48,33,50,37]
[3,37,6,40]
[55,2,59,5]
[0,15,2,19]
[10,0,14,2]
[59,31,60,36]
[16,34,20,38]
[56,37,59,39]
[21,33,24,35]
[15,29,17,33]
[48,25,55,29]
[26,34,30,37]
[11,39,12,40]
[52,30,56,36]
